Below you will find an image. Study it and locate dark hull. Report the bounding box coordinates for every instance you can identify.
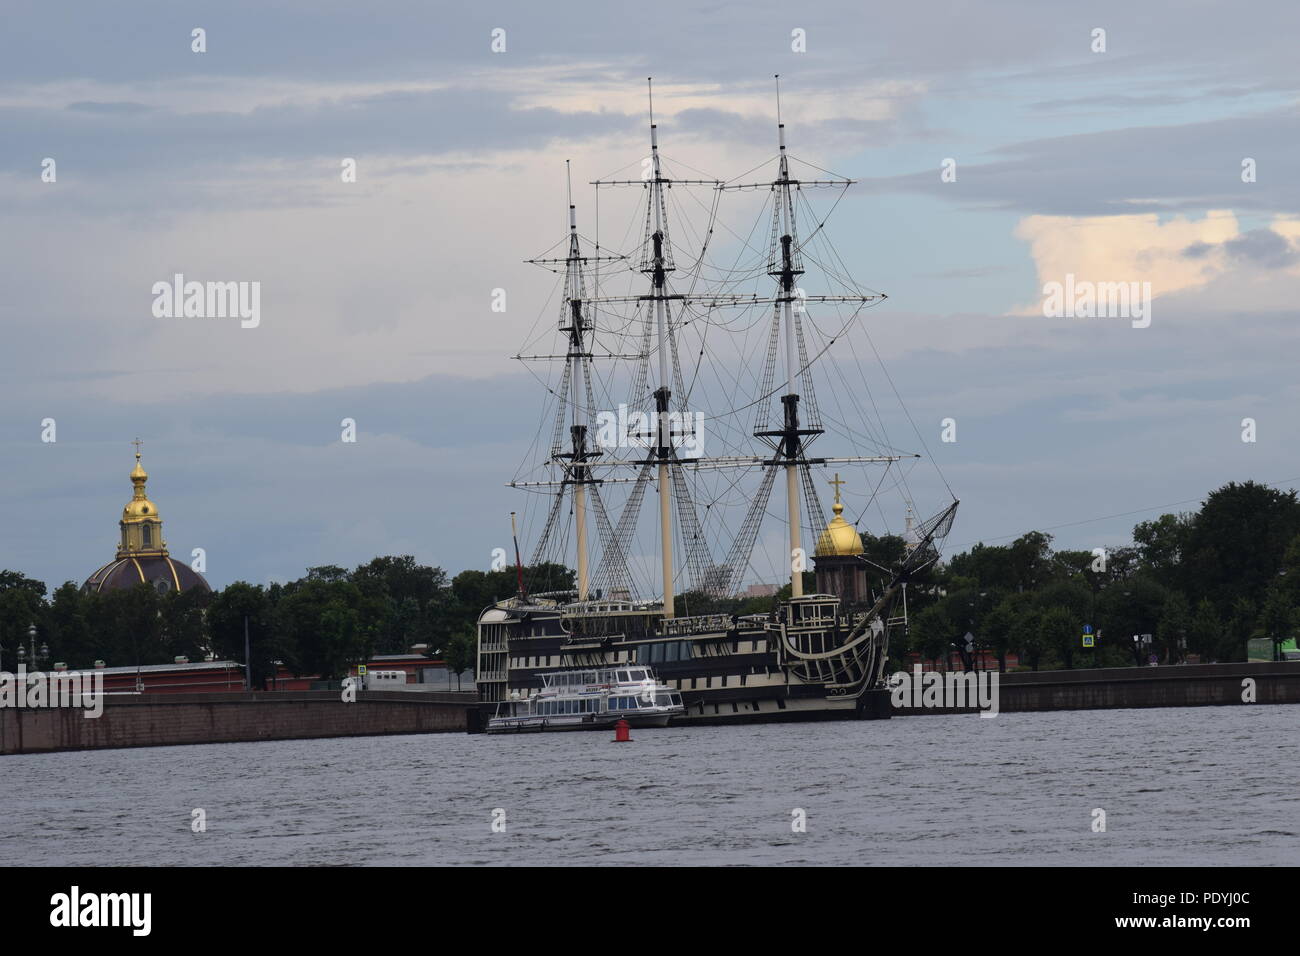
[477,595,903,733]
[484,712,674,734]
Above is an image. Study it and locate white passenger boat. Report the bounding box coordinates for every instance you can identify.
[485,666,684,733]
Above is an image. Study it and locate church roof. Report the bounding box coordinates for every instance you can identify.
[82,442,211,595]
[83,555,212,595]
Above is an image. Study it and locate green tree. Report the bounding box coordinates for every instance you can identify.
[1221,596,1256,663]
[43,582,93,668]
[1182,482,1300,620]
[1156,591,1192,664]
[981,598,1017,673]
[441,630,476,691]
[160,588,209,662]
[1259,586,1297,662]
[0,573,46,668]
[1011,606,1046,671]
[207,582,277,688]
[84,585,165,669]
[908,603,954,670]
[1133,512,1192,589]
[1040,605,1077,669]
[275,579,374,680]
[1189,599,1222,661]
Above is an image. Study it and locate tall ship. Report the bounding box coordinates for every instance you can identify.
[475,78,957,727]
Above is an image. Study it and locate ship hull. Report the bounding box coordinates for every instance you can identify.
[476,594,901,732]
[486,712,674,734]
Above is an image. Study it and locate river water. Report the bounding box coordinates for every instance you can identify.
[2,706,1296,866]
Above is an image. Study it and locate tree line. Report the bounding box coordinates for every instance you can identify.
[901,480,1300,670]
[0,557,574,684]
[3,481,1296,680]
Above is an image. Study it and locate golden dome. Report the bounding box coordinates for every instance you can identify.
[815,501,863,556]
[122,449,160,520]
[814,472,863,557]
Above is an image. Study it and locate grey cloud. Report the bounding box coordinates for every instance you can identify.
[1181,228,1298,268]
[860,107,1300,216]
[66,101,155,114]
[1223,228,1298,268]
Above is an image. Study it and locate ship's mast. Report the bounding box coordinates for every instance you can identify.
[697,76,897,600]
[646,79,676,617]
[514,164,633,602]
[772,77,807,598]
[564,163,592,601]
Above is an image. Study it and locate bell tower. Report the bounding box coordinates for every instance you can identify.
[117,439,167,558]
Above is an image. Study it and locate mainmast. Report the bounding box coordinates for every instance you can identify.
[646,79,676,617]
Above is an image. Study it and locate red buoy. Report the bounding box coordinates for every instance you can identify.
[613,718,632,742]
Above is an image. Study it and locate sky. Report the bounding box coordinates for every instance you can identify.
[3,1,1299,595]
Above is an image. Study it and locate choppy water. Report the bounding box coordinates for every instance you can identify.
[2,706,1297,866]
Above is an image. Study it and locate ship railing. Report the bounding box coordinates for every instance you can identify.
[660,613,731,636]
